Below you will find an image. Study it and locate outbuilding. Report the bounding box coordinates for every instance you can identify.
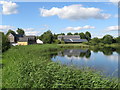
[36,39,43,44]
[58,35,88,43]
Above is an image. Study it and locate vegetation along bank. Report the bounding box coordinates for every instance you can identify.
[2,44,119,88]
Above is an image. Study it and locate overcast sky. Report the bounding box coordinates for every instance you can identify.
[0,1,119,38]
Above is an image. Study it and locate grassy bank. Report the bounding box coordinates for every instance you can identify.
[59,43,120,48]
[2,44,119,88]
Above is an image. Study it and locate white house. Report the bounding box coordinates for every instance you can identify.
[36,39,43,44]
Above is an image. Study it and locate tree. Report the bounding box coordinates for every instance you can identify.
[54,39,61,44]
[115,36,120,43]
[60,33,65,35]
[57,33,65,36]
[40,30,53,44]
[102,35,113,44]
[85,31,91,41]
[79,32,86,39]
[90,37,100,45]
[101,47,114,55]
[16,28,25,35]
[74,32,79,35]
[1,32,10,52]
[85,50,91,58]
[53,33,57,40]
[6,29,16,36]
[67,32,72,35]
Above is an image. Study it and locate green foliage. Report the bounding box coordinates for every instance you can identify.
[40,30,54,44]
[102,35,113,44]
[6,29,16,36]
[98,43,104,46]
[114,36,120,43]
[79,32,86,39]
[53,33,57,40]
[57,33,65,35]
[61,40,65,44]
[1,32,10,52]
[16,28,25,35]
[2,45,118,88]
[54,40,61,44]
[67,32,73,35]
[85,31,91,41]
[82,42,89,45]
[89,37,100,45]
[74,32,79,35]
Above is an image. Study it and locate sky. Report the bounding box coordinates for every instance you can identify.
[0,1,119,38]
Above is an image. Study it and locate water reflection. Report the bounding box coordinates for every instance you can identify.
[91,47,116,55]
[51,47,119,77]
[58,49,91,58]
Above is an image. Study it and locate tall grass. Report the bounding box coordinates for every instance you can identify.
[2,44,119,88]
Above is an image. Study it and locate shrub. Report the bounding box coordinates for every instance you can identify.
[61,40,65,44]
[54,40,61,44]
[1,32,10,52]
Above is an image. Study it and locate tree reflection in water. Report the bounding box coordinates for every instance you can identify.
[50,47,118,59]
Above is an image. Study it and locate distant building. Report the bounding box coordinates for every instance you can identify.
[8,33,36,46]
[36,39,43,44]
[58,35,87,43]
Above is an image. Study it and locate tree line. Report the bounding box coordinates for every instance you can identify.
[38,30,91,44]
[1,29,120,52]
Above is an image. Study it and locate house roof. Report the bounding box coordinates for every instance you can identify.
[58,35,87,43]
[64,38,87,43]
[9,33,24,37]
[18,37,28,42]
[18,36,36,42]
[58,35,80,39]
[26,36,36,40]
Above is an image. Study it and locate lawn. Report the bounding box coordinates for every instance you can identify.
[2,44,119,88]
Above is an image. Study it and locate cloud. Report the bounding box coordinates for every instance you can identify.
[106,25,119,31]
[24,28,35,31]
[40,4,111,20]
[25,31,40,35]
[0,25,40,35]
[0,1,18,15]
[64,25,95,31]
[109,0,119,5]
[114,14,118,18]
[40,24,49,30]
[0,25,15,30]
[106,54,118,62]
[114,14,120,18]
[23,28,41,35]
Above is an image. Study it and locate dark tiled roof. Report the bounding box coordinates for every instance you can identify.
[11,33,24,37]
[18,37,28,42]
[64,38,87,42]
[58,35,80,38]
[18,36,36,42]
[26,36,36,39]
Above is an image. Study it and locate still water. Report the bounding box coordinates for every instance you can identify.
[51,48,119,77]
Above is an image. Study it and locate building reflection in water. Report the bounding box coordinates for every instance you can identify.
[58,49,91,59]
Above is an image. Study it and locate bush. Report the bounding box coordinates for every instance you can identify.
[98,43,104,46]
[102,35,113,44]
[61,40,65,44]
[1,32,10,52]
[54,40,61,44]
[82,42,89,45]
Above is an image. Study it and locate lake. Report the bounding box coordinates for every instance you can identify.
[51,47,119,77]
